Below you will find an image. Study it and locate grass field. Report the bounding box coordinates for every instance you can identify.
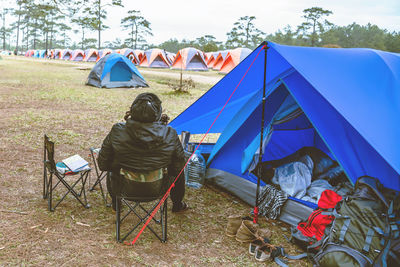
[0,56,308,266]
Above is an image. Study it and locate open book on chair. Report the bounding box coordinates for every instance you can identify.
[62,154,89,172]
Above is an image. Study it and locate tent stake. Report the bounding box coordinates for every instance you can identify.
[254,43,269,224]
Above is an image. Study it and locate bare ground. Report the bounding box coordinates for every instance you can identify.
[0,56,309,266]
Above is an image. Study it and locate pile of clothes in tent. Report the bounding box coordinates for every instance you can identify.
[255,146,352,220]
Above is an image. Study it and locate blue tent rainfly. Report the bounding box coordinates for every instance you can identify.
[170,42,400,205]
[86,53,148,89]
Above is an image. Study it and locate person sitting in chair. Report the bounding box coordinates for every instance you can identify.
[97,92,188,212]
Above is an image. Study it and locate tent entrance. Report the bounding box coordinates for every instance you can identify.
[151,55,169,68]
[261,103,332,166]
[246,84,334,174]
[110,61,132,82]
[187,55,207,70]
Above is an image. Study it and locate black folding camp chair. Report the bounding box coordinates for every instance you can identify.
[43,134,91,212]
[115,172,169,243]
[88,147,109,206]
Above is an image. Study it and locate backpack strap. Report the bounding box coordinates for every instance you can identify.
[362,228,375,253]
[270,246,308,267]
[388,250,400,265]
[322,208,349,218]
[378,200,400,267]
[381,239,392,267]
[339,218,351,243]
[391,224,399,239]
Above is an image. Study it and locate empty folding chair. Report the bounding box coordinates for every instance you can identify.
[115,169,170,243]
[43,134,91,211]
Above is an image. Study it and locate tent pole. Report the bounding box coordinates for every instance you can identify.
[254,43,268,224]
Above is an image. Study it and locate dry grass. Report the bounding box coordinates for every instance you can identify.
[0,56,309,266]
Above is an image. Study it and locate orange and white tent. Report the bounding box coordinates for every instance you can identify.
[219,48,252,74]
[171,47,208,71]
[61,49,73,60]
[206,52,219,68]
[120,48,140,64]
[165,51,176,65]
[54,49,62,59]
[140,48,171,68]
[204,52,212,62]
[25,50,34,57]
[99,48,113,60]
[71,49,85,61]
[134,49,144,62]
[85,49,99,62]
[212,50,230,70]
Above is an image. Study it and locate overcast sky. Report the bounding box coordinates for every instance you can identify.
[3,0,400,45]
[97,0,400,45]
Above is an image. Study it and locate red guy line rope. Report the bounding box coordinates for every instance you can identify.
[129,44,266,245]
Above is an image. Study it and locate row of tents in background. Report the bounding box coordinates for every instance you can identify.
[23,47,252,74]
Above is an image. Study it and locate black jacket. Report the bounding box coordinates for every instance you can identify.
[97,118,185,178]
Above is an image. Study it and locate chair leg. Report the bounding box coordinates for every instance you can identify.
[89,171,110,207]
[49,171,91,211]
[48,172,54,212]
[98,173,108,207]
[54,173,89,209]
[43,166,48,199]
[163,199,168,242]
[115,197,168,243]
[43,140,47,199]
[81,171,90,208]
[116,196,121,242]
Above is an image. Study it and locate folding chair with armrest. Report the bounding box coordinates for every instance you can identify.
[115,168,170,243]
[43,134,91,212]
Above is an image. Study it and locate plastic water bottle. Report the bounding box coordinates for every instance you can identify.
[184,148,206,189]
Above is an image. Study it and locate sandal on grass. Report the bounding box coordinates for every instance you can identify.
[172,201,189,213]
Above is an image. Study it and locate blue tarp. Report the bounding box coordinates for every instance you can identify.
[170,42,400,192]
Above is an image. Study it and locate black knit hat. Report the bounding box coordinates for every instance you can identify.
[130,93,162,123]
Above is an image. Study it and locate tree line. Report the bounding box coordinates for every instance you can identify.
[1,2,399,54]
[0,0,151,53]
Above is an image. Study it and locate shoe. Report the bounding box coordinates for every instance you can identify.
[172,201,189,213]
[249,237,270,255]
[254,243,275,262]
[225,215,252,237]
[235,220,259,243]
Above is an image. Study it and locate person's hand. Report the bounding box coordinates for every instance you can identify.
[124,111,131,121]
[160,114,170,125]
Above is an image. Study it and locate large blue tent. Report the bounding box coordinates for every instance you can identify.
[170,42,400,205]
